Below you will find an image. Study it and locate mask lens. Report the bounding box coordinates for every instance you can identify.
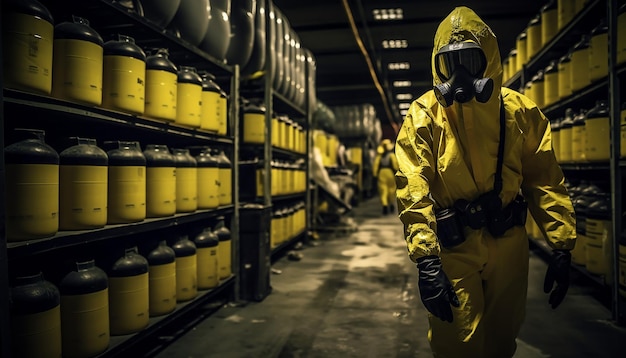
[435,44,487,80]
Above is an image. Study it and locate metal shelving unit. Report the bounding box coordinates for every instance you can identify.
[505,0,625,325]
[0,0,241,356]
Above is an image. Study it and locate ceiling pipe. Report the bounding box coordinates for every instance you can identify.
[341,0,400,134]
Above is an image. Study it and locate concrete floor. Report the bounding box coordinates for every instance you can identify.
[154,197,626,358]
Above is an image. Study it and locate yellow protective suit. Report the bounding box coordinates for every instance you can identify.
[395,7,576,358]
[373,139,399,214]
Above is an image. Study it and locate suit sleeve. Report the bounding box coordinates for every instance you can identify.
[517,98,576,251]
[395,102,440,262]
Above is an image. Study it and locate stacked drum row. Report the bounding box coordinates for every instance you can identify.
[3,0,229,134]
[5,129,232,242]
[9,222,231,358]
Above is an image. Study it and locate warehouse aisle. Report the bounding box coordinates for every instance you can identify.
[154,198,626,358]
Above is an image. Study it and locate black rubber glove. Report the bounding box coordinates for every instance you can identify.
[416,255,460,322]
[543,249,571,309]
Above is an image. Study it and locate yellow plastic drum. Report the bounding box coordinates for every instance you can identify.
[243,102,266,144]
[145,48,178,121]
[52,17,103,106]
[199,72,221,132]
[176,66,202,128]
[2,0,54,94]
[584,100,610,162]
[172,236,198,302]
[4,129,59,241]
[59,138,108,231]
[107,249,149,336]
[144,145,176,217]
[146,241,176,317]
[102,35,146,115]
[105,141,146,224]
[59,261,109,358]
[172,148,198,213]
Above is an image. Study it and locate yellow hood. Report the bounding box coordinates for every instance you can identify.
[431,6,502,93]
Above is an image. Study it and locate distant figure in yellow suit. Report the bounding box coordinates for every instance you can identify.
[373,139,398,215]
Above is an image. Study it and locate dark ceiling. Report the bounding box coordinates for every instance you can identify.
[272,0,551,131]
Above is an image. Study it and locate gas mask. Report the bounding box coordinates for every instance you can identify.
[433,42,494,107]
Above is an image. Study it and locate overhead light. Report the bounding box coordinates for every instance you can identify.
[393,80,412,87]
[382,39,408,49]
[396,93,413,100]
[373,8,404,21]
[388,62,410,70]
[398,103,411,109]
[400,109,408,116]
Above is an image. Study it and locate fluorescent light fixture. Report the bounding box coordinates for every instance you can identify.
[400,109,408,116]
[373,8,404,21]
[388,62,410,70]
[396,93,413,100]
[393,80,412,87]
[382,39,408,49]
[398,103,411,109]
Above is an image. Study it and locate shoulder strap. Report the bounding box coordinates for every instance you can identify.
[494,95,505,194]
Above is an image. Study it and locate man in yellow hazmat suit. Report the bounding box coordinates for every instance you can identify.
[395,7,576,358]
[373,139,399,215]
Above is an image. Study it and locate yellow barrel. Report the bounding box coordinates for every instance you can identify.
[558,0,576,30]
[176,66,202,128]
[145,48,178,121]
[199,72,221,132]
[558,52,572,100]
[216,149,232,206]
[589,20,608,83]
[10,272,61,358]
[526,15,542,61]
[2,0,54,94]
[531,71,545,108]
[4,129,59,241]
[271,113,280,147]
[541,0,558,46]
[570,35,590,93]
[144,144,176,217]
[256,160,266,198]
[508,49,518,79]
[217,89,229,135]
[551,118,561,162]
[585,192,611,276]
[106,247,149,335]
[618,4,626,65]
[59,138,108,230]
[145,240,176,317]
[214,217,232,279]
[52,16,103,106]
[503,57,510,82]
[102,35,146,115]
[585,100,610,162]
[172,148,198,213]
[620,103,626,158]
[59,260,109,358]
[515,31,527,71]
[243,101,267,144]
[288,119,297,152]
[543,60,559,107]
[559,109,574,162]
[105,141,146,224]
[571,110,586,163]
[172,236,198,302]
[195,148,220,209]
[194,228,220,290]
